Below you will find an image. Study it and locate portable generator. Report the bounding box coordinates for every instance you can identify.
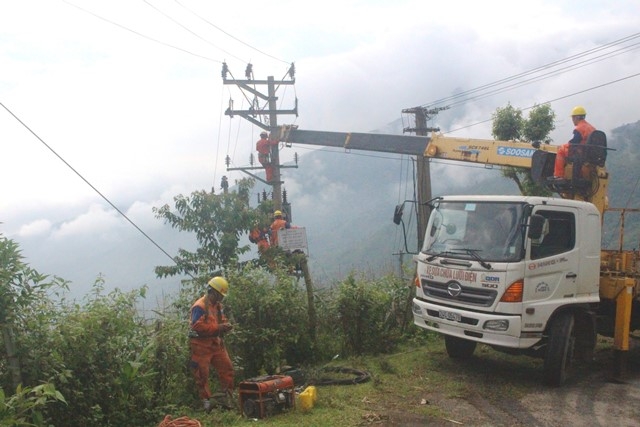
[238,374,295,419]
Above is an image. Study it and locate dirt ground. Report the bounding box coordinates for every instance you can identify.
[376,340,640,427]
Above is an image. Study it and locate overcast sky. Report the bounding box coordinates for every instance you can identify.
[2,0,640,297]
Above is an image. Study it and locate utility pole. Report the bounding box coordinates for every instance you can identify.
[402,106,448,248]
[222,63,298,211]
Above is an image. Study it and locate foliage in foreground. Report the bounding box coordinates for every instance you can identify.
[0,233,416,426]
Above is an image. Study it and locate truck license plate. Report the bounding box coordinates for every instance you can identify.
[438,310,461,322]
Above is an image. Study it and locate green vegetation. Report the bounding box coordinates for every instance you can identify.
[0,228,417,426]
[2,115,639,426]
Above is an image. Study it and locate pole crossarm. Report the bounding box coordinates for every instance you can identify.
[223,79,295,86]
[226,108,298,117]
[277,125,429,156]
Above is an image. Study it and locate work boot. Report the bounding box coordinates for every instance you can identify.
[202,398,211,413]
[211,392,234,411]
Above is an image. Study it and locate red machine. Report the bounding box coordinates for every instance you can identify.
[238,375,295,418]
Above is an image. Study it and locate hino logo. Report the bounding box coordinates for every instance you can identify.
[447,281,462,297]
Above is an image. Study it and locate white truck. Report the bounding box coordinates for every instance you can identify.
[408,131,639,386]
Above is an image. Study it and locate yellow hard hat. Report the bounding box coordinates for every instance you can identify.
[571,106,586,116]
[208,276,229,297]
[274,210,282,217]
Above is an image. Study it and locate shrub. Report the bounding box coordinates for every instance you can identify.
[330,272,412,356]
[223,267,315,378]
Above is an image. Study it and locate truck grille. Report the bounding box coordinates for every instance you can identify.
[422,279,497,307]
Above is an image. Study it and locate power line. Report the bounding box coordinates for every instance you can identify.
[63,0,291,68]
[62,0,221,63]
[173,0,290,65]
[444,42,640,110]
[422,31,640,109]
[445,71,640,134]
[142,0,247,63]
[0,100,183,274]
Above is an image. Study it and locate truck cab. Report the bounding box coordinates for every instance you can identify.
[412,195,601,385]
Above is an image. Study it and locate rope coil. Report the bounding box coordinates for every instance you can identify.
[158,415,202,427]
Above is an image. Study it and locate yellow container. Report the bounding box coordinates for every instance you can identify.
[298,386,317,411]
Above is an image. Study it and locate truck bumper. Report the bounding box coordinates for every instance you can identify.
[412,298,542,349]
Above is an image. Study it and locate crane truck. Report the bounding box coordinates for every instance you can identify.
[274,123,634,386]
[406,131,640,386]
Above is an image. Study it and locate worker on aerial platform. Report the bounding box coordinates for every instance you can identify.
[548,105,596,182]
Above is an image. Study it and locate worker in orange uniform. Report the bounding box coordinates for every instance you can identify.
[549,106,596,181]
[189,277,235,412]
[249,225,270,253]
[256,131,278,182]
[269,210,291,247]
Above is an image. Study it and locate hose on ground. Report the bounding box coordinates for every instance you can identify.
[309,366,371,386]
[157,415,202,427]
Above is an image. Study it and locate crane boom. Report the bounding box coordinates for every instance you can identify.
[278,125,429,156]
[424,133,557,167]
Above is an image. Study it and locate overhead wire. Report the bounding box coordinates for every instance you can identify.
[213,81,228,191]
[441,43,640,110]
[422,31,640,109]
[142,0,247,63]
[0,101,185,274]
[231,98,246,165]
[61,0,221,63]
[446,71,640,134]
[173,0,290,65]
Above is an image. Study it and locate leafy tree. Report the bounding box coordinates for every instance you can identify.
[152,178,260,279]
[492,103,523,141]
[0,234,67,390]
[492,103,555,196]
[522,103,556,143]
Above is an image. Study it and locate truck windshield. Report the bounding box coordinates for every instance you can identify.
[422,201,525,263]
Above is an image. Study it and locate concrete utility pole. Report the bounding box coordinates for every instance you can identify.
[402,106,448,249]
[222,63,297,211]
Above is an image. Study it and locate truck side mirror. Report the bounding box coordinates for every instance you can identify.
[393,204,404,225]
[528,214,546,240]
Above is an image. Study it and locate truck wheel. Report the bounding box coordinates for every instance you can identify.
[445,335,477,359]
[543,312,575,387]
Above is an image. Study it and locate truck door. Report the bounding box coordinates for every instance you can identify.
[524,208,578,303]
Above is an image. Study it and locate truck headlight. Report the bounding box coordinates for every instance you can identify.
[412,302,422,315]
[484,319,509,331]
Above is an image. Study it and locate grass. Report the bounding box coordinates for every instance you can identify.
[164,332,555,426]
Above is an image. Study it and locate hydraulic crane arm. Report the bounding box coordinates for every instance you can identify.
[277,125,608,214]
[277,125,556,166]
[425,133,557,167]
